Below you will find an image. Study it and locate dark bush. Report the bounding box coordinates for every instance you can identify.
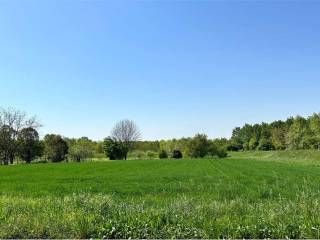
[43,134,68,162]
[159,150,168,159]
[103,137,126,160]
[172,150,183,159]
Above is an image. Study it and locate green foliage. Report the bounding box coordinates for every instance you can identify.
[146,150,158,159]
[131,150,148,159]
[103,137,126,160]
[128,150,146,159]
[43,134,68,162]
[134,141,160,152]
[230,113,320,151]
[271,121,290,150]
[258,138,274,151]
[309,113,320,149]
[286,116,311,149]
[249,136,259,150]
[95,142,104,154]
[159,149,168,159]
[17,127,42,163]
[188,133,210,158]
[207,141,218,156]
[159,138,191,157]
[216,147,228,158]
[68,137,95,162]
[0,125,16,164]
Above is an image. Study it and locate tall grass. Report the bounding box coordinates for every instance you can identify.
[2,193,320,238]
[1,154,320,238]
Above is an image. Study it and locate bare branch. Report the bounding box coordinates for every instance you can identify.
[111,119,141,144]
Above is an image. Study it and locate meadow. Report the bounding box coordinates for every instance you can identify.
[1,151,320,238]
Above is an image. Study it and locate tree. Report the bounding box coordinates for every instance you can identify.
[0,125,16,165]
[249,136,259,150]
[95,142,104,155]
[216,147,228,158]
[257,138,274,151]
[208,141,218,156]
[230,127,244,151]
[43,134,68,162]
[270,120,288,150]
[17,127,42,163]
[111,120,141,160]
[309,113,320,150]
[159,149,168,159]
[286,116,311,149]
[103,137,126,160]
[68,137,94,162]
[189,133,210,158]
[0,107,41,165]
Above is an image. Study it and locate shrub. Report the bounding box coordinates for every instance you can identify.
[258,138,274,151]
[172,150,183,159]
[216,148,228,158]
[188,133,210,158]
[146,151,158,159]
[128,150,146,159]
[103,137,126,160]
[159,150,168,159]
[68,138,94,162]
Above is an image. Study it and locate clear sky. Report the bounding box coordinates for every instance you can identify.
[0,1,319,140]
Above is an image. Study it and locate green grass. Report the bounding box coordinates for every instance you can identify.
[1,152,320,238]
[230,150,320,164]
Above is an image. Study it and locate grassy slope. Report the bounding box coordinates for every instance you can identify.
[1,153,320,238]
[230,150,320,164]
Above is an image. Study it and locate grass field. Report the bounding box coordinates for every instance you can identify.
[1,152,320,238]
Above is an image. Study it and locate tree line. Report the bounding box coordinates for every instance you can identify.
[229,114,320,151]
[0,107,228,165]
[1,107,319,165]
[133,113,320,154]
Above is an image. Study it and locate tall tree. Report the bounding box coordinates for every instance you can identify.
[308,113,320,150]
[286,116,311,149]
[68,137,94,162]
[17,127,42,163]
[188,133,210,158]
[0,107,41,165]
[43,134,68,162]
[0,125,16,165]
[111,120,141,160]
[270,120,288,150]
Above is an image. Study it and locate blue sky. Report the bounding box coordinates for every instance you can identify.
[0,1,320,140]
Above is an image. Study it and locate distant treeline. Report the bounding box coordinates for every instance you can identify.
[1,106,320,165]
[229,113,320,151]
[132,113,320,154]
